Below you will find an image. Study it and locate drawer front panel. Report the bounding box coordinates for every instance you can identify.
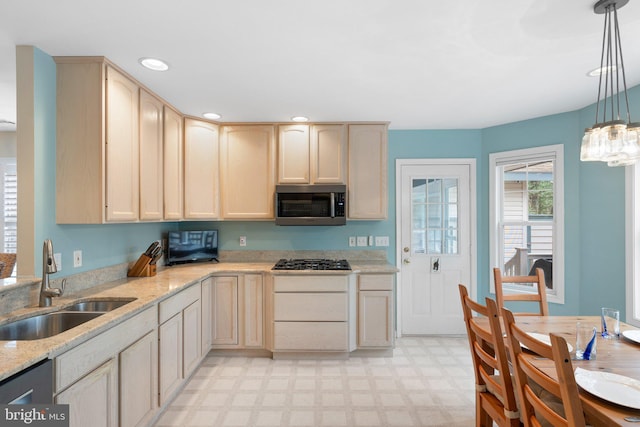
[358,274,394,291]
[273,275,349,292]
[273,321,347,350]
[274,293,347,321]
[159,282,201,324]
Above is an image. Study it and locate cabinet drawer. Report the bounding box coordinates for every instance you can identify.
[56,306,157,392]
[274,322,347,351]
[273,275,349,292]
[159,282,201,324]
[358,274,394,291]
[274,293,347,321]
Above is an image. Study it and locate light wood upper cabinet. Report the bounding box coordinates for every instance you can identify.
[184,119,220,219]
[163,106,183,220]
[277,124,347,184]
[348,124,388,219]
[278,125,310,183]
[105,66,140,221]
[220,125,276,218]
[56,58,140,223]
[139,89,163,221]
[311,124,347,184]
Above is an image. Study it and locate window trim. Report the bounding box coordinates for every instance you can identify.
[626,165,640,326]
[489,144,565,304]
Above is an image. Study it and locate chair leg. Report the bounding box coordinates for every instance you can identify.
[476,394,492,427]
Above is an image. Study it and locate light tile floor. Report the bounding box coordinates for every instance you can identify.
[154,337,475,427]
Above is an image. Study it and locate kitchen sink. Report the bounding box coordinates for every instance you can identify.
[64,298,136,312]
[0,312,104,341]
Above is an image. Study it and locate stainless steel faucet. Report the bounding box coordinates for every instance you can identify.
[39,239,65,307]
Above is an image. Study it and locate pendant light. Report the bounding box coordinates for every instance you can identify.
[580,0,640,167]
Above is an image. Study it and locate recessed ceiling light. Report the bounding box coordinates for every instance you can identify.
[203,112,221,120]
[587,65,616,77]
[138,57,169,71]
[291,116,309,122]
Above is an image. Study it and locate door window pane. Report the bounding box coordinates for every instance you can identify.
[411,177,459,255]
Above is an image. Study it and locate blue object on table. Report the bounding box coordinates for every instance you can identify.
[583,327,597,360]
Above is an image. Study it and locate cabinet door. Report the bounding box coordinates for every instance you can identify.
[120,330,158,427]
[358,290,394,348]
[159,313,183,404]
[212,276,239,346]
[220,125,276,218]
[163,106,183,220]
[184,119,220,219]
[348,124,388,219]
[139,90,164,221]
[56,358,118,427]
[278,125,310,184]
[106,65,139,221]
[183,299,202,377]
[311,124,347,184]
[244,274,263,348]
[201,277,212,355]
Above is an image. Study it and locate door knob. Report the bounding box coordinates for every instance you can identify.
[403,258,410,264]
[403,247,410,253]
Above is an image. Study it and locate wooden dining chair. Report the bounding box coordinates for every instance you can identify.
[458,285,521,427]
[501,307,586,427]
[493,267,549,316]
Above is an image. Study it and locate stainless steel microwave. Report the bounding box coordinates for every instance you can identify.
[275,184,346,225]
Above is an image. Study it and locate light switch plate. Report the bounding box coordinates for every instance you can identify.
[356,236,368,247]
[73,250,82,268]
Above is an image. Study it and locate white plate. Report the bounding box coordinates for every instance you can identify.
[623,329,640,345]
[524,332,574,353]
[575,368,640,410]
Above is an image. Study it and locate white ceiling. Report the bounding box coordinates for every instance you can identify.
[1,0,640,132]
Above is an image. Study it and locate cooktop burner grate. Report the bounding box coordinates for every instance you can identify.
[272,258,351,271]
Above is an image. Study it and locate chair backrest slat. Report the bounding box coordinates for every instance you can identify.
[494,267,549,316]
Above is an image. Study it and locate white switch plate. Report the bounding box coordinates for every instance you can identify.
[239,236,247,247]
[348,237,356,247]
[375,236,389,247]
[356,236,367,247]
[54,253,62,271]
[73,250,82,268]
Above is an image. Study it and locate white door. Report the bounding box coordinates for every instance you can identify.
[398,160,475,335]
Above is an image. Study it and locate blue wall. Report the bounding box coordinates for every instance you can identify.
[29,47,636,316]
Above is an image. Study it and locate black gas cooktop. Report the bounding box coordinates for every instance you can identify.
[272,258,351,271]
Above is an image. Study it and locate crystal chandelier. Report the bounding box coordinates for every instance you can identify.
[580,0,640,167]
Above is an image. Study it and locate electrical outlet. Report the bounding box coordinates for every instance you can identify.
[54,253,62,271]
[349,236,356,247]
[73,250,82,268]
[375,236,389,247]
[356,236,367,247]
[239,236,247,247]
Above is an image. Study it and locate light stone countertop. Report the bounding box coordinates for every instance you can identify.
[0,259,396,382]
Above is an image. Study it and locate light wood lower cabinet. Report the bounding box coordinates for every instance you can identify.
[357,274,395,348]
[158,282,202,405]
[201,277,212,355]
[272,274,355,353]
[211,274,264,349]
[182,299,202,376]
[56,358,118,427]
[120,330,158,427]
[158,313,182,405]
[54,307,156,427]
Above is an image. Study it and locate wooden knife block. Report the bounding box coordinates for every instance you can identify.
[127,254,157,277]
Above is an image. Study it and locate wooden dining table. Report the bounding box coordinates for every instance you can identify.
[485,315,640,426]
